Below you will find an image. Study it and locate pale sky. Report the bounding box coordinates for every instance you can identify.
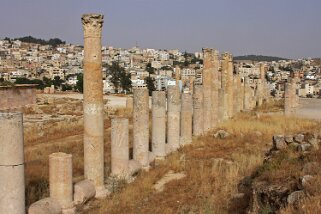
[1,0,321,59]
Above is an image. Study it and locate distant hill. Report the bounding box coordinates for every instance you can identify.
[13,36,65,47]
[234,55,288,62]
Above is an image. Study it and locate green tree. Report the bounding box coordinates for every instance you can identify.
[52,76,64,88]
[144,76,156,96]
[75,73,83,93]
[146,63,155,74]
[107,62,131,93]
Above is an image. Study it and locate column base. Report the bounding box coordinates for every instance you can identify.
[95,186,110,199]
[62,206,76,214]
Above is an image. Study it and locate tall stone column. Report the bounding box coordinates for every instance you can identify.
[82,14,106,196]
[211,50,219,128]
[167,85,181,152]
[233,76,239,114]
[202,48,213,131]
[236,74,243,112]
[152,91,166,160]
[0,112,25,214]
[227,53,234,117]
[133,88,150,169]
[221,53,229,119]
[243,77,251,111]
[111,118,129,177]
[49,152,74,211]
[180,92,193,145]
[193,85,204,136]
[255,79,263,106]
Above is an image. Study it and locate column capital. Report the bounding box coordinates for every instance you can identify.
[81,14,104,38]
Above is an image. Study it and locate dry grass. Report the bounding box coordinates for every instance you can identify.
[87,112,321,214]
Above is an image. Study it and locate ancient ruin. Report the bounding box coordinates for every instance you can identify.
[167,85,181,152]
[180,92,193,145]
[133,88,150,169]
[0,112,25,214]
[82,13,107,198]
[152,91,166,159]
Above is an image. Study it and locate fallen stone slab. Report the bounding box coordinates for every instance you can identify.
[153,170,186,192]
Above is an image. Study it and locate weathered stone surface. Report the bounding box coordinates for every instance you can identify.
[180,92,193,145]
[298,143,312,152]
[28,198,61,214]
[167,85,181,152]
[49,152,73,209]
[128,160,142,175]
[202,48,214,131]
[133,88,149,169]
[308,138,320,150]
[152,91,166,159]
[273,135,287,150]
[0,112,25,214]
[111,118,129,177]
[82,14,105,192]
[74,179,96,205]
[299,175,314,190]
[193,85,204,136]
[287,190,305,205]
[153,170,186,192]
[284,135,294,144]
[294,134,304,143]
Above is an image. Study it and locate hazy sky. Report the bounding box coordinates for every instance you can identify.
[1,0,321,58]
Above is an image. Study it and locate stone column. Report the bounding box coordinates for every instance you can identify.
[49,152,73,211]
[82,14,106,196]
[284,82,292,115]
[227,53,234,117]
[256,79,263,106]
[0,112,25,214]
[218,88,225,122]
[111,118,129,177]
[202,48,213,131]
[152,91,166,160]
[233,76,239,114]
[126,97,133,114]
[167,85,181,152]
[180,92,193,145]
[133,88,150,169]
[221,53,229,119]
[243,77,251,111]
[211,50,219,128]
[193,85,204,136]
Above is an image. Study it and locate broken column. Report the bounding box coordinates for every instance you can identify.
[49,152,74,212]
[211,50,219,128]
[180,92,193,145]
[111,118,129,177]
[167,85,181,152]
[133,87,150,169]
[193,85,204,136]
[152,91,166,160]
[284,81,297,116]
[82,14,106,197]
[202,48,213,131]
[0,112,25,214]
